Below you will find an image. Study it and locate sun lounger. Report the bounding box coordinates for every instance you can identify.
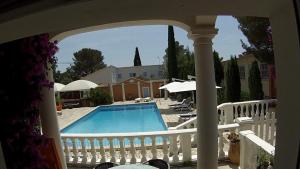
[169,99,186,107]
[135,98,143,103]
[143,97,151,102]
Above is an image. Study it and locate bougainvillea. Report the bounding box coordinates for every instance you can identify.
[0,34,58,169]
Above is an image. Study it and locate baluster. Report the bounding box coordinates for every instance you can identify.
[151,136,157,159]
[259,113,264,138]
[80,138,87,164]
[140,136,147,163]
[218,130,225,158]
[162,136,169,162]
[129,137,136,163]
[254,108,259,135]
[72,138,78,163]
[89,138,97,165]
[270,112,276,146]
[119,137,126,164]
[265,112,270,142]
[170,135,179,163]
[62,138,70,163]
[99,138,106,163]
[180,133,191,162]
[109,138,116,162]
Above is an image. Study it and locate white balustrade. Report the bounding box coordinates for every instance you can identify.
[239,130,275,169]
[61,99,277,166]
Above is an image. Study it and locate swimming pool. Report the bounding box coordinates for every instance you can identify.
[61,102,167,133]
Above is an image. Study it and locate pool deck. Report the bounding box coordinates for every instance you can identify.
[57,98,187,130]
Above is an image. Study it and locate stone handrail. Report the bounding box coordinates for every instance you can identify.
[239,130,275,169]
[174,99,277,129]
[61,124,239,165]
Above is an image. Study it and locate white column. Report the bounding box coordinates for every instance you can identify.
[110,83,114,102]
[39,67,67,169]
[164,80,168,100]
[122,83,126,101]
[150,80,154,99]
[270,1,300,168]
[189,26,218,169]
[137,81,141,98]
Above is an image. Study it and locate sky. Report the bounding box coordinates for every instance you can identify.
[55,16,249,72]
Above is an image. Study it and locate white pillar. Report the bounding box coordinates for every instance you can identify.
[270,1,300,168]
[137,81,141,98]
[150,80,154,99]
[122,83,126,101]
[189,26,218,169]
[164,80,168,100]
[110,83,114,102]
[39,67,67,169]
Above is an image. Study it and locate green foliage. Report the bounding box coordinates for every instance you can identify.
[240,91,250,101]
[217,87,226,104]
[134,47,142,66]
[89,88,112,106]
[257,149,274,169]
[213,50,224,86]
[54,48,106,84]
[72,48,106,79]
[235,17,274,64]
[163,41,194,80]
[249,61,264,100]
[167,25,178,81]
[225,56,241,102]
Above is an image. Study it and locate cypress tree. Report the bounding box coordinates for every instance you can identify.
[225,56,241,102]
[248,61,264,99]
[167,25,178,81]
[213,50,224,86]
[134,47,142,66]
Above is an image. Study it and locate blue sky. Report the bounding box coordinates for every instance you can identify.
[56,16,249,72]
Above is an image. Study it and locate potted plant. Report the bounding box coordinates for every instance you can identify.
[228,132,240,164]
[55,95,62,111]
[257,149,274,169]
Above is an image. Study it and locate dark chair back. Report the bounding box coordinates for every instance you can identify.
[145,159,170,169]
[94,162,118,169]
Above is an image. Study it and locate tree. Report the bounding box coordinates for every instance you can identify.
[235,17,274,64]
[133,47,142,66]
[72,48,106,79]
[167,25,178,81]
[248,61,264,99]
[213,51,224,86]
[163,41,194,80]
[225,56,241,102]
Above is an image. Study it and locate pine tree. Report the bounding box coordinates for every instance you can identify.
[133,47,142,66]
[225,56,241,102]
[248,61,264,99]
[167,25,178,81]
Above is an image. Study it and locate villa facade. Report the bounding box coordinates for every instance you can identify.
[222,54,276,98]
[82,65,166,101]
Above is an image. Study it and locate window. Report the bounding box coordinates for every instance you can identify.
[143,72,147,77]
[129,73,136,77]
[117,73,122,79]
[239,66,245,79]
[260,64,269,79]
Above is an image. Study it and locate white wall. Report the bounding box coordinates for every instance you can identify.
[115,65,163,82]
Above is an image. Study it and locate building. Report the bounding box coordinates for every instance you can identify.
[81,65,166,101]
[223,54,276,98]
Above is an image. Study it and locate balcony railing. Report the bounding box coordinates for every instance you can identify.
[60,99,277,166]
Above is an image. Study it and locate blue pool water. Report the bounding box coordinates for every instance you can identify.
[62,103,167,146]
[62,103,167,133]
